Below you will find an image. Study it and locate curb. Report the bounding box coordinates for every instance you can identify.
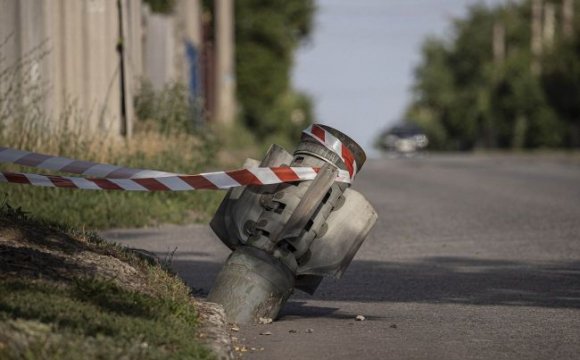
[195,300,234,360]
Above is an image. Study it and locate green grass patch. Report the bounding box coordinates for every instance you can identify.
[0,127,226,229]
[0,204,214,360]
[0,280,212,360]
[0,183,224,230]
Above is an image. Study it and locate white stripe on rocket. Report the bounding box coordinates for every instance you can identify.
[336,170,352,183]
[324,131,343,157]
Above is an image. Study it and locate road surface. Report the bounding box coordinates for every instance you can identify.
[102,155,580,360]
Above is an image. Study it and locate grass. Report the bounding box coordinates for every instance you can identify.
[0,119,279,229]
[0,204,214,360]
[0,280,211,360]
[0,55,229,229]
[0,40,229,230]
[0,127,226,229]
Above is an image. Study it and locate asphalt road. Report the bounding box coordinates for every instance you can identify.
[102,154,580,360]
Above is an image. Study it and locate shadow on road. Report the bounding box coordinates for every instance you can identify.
[169,256,580,311]
[315,257,580,309]
[280,301,388,320]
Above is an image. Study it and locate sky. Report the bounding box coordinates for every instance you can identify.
[292,0,507,156]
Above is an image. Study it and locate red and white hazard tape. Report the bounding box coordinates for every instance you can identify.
[0,125,356,192]
[0,147,178,179]
[302,124,357,179]
[0,167,351,191]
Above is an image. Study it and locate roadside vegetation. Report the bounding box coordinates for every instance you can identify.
[232,0,316,145]
[0,87,225,229]
[0,204,213,360]
[0,41,254,230]
[382,0,580,151]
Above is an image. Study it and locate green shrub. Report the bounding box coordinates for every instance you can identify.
[134,79,207,135]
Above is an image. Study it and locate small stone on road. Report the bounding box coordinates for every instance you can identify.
[259,317,273,324]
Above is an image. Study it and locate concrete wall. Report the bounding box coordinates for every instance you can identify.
[143,10,175,91]
[142,0,203,93]
[0,0,139,136]
[0,0,51,128]
[0,0,226,136]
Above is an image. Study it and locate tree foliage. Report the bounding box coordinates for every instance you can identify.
[405,0,580,150]
[142,0,175,14]
[234,0,316,141]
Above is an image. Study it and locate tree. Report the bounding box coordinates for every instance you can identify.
[542,18,580,147]
[235,0,316,141]
[402,0,579,151]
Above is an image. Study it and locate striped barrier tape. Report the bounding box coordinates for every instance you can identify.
[0,167,351,191]
[302,124,357,179]
[0,125,356,192]
[0,146,178,179]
